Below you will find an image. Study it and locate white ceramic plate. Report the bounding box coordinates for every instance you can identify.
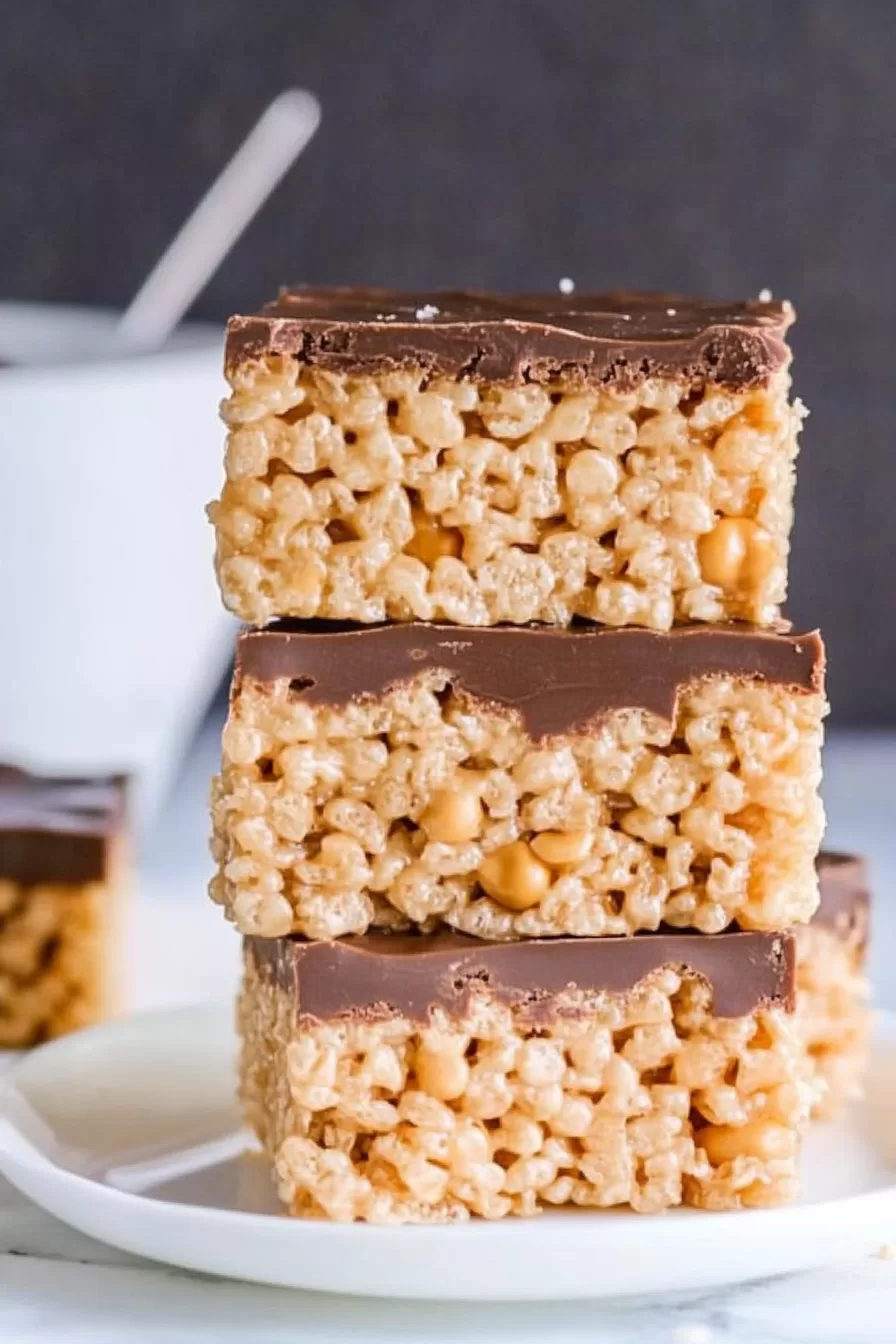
[0,1004,894,1302]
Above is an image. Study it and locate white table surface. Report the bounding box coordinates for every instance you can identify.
[3,722,896,1342]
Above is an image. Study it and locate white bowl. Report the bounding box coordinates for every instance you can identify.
[0,302,235,824]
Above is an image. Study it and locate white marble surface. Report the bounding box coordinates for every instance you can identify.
[2,725,896,1341]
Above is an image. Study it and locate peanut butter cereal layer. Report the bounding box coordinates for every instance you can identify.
[211,289,802,629]
[796,852,870,1118]
[0,768,126,1046]
[211,623,826,940]
[239,929,812,1223]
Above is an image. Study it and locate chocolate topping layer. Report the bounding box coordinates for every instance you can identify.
[0,766,126,885]
[246,929,796,1023]
[815,851,870,943]
[236,622,825,738]
[225,288,793,390]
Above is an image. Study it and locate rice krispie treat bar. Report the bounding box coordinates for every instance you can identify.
[240,927,811,1222]
[211,289,803,630]
[212,622,826,940]
[797,851,870,1118]
[0,766,126,1047]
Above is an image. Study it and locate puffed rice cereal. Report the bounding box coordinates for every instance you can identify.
[0,876,119,1046]
[212,668,826,940]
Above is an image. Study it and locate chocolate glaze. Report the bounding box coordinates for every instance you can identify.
[815,851,870,945]
[225,288,793,391]
[236,622,825,739]
[0,766,126,885]
[246,929,796,1024]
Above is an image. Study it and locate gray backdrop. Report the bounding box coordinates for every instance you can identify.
[3,0,894,722]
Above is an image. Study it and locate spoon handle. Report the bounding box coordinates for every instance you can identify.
[118,89,320,350]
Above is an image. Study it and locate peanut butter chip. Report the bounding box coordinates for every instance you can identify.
[698,517,775,594]
[404,512,463,566]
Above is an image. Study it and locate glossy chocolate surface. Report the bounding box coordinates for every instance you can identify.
[236,622,825,738]
[226,288,793,390]
[247,928,796,1024]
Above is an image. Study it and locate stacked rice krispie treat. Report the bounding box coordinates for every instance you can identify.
[0,767,126,1046]
[207,288,865,1224]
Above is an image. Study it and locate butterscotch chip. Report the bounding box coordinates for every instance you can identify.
[415,1043,470,1102]
[239,930,811,1223]
[421,777,484,844]
[404,513,463,566]
[477,841,552,911]
[210,289,803,629]
[698,517,777,594]
[530,830,593,867]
